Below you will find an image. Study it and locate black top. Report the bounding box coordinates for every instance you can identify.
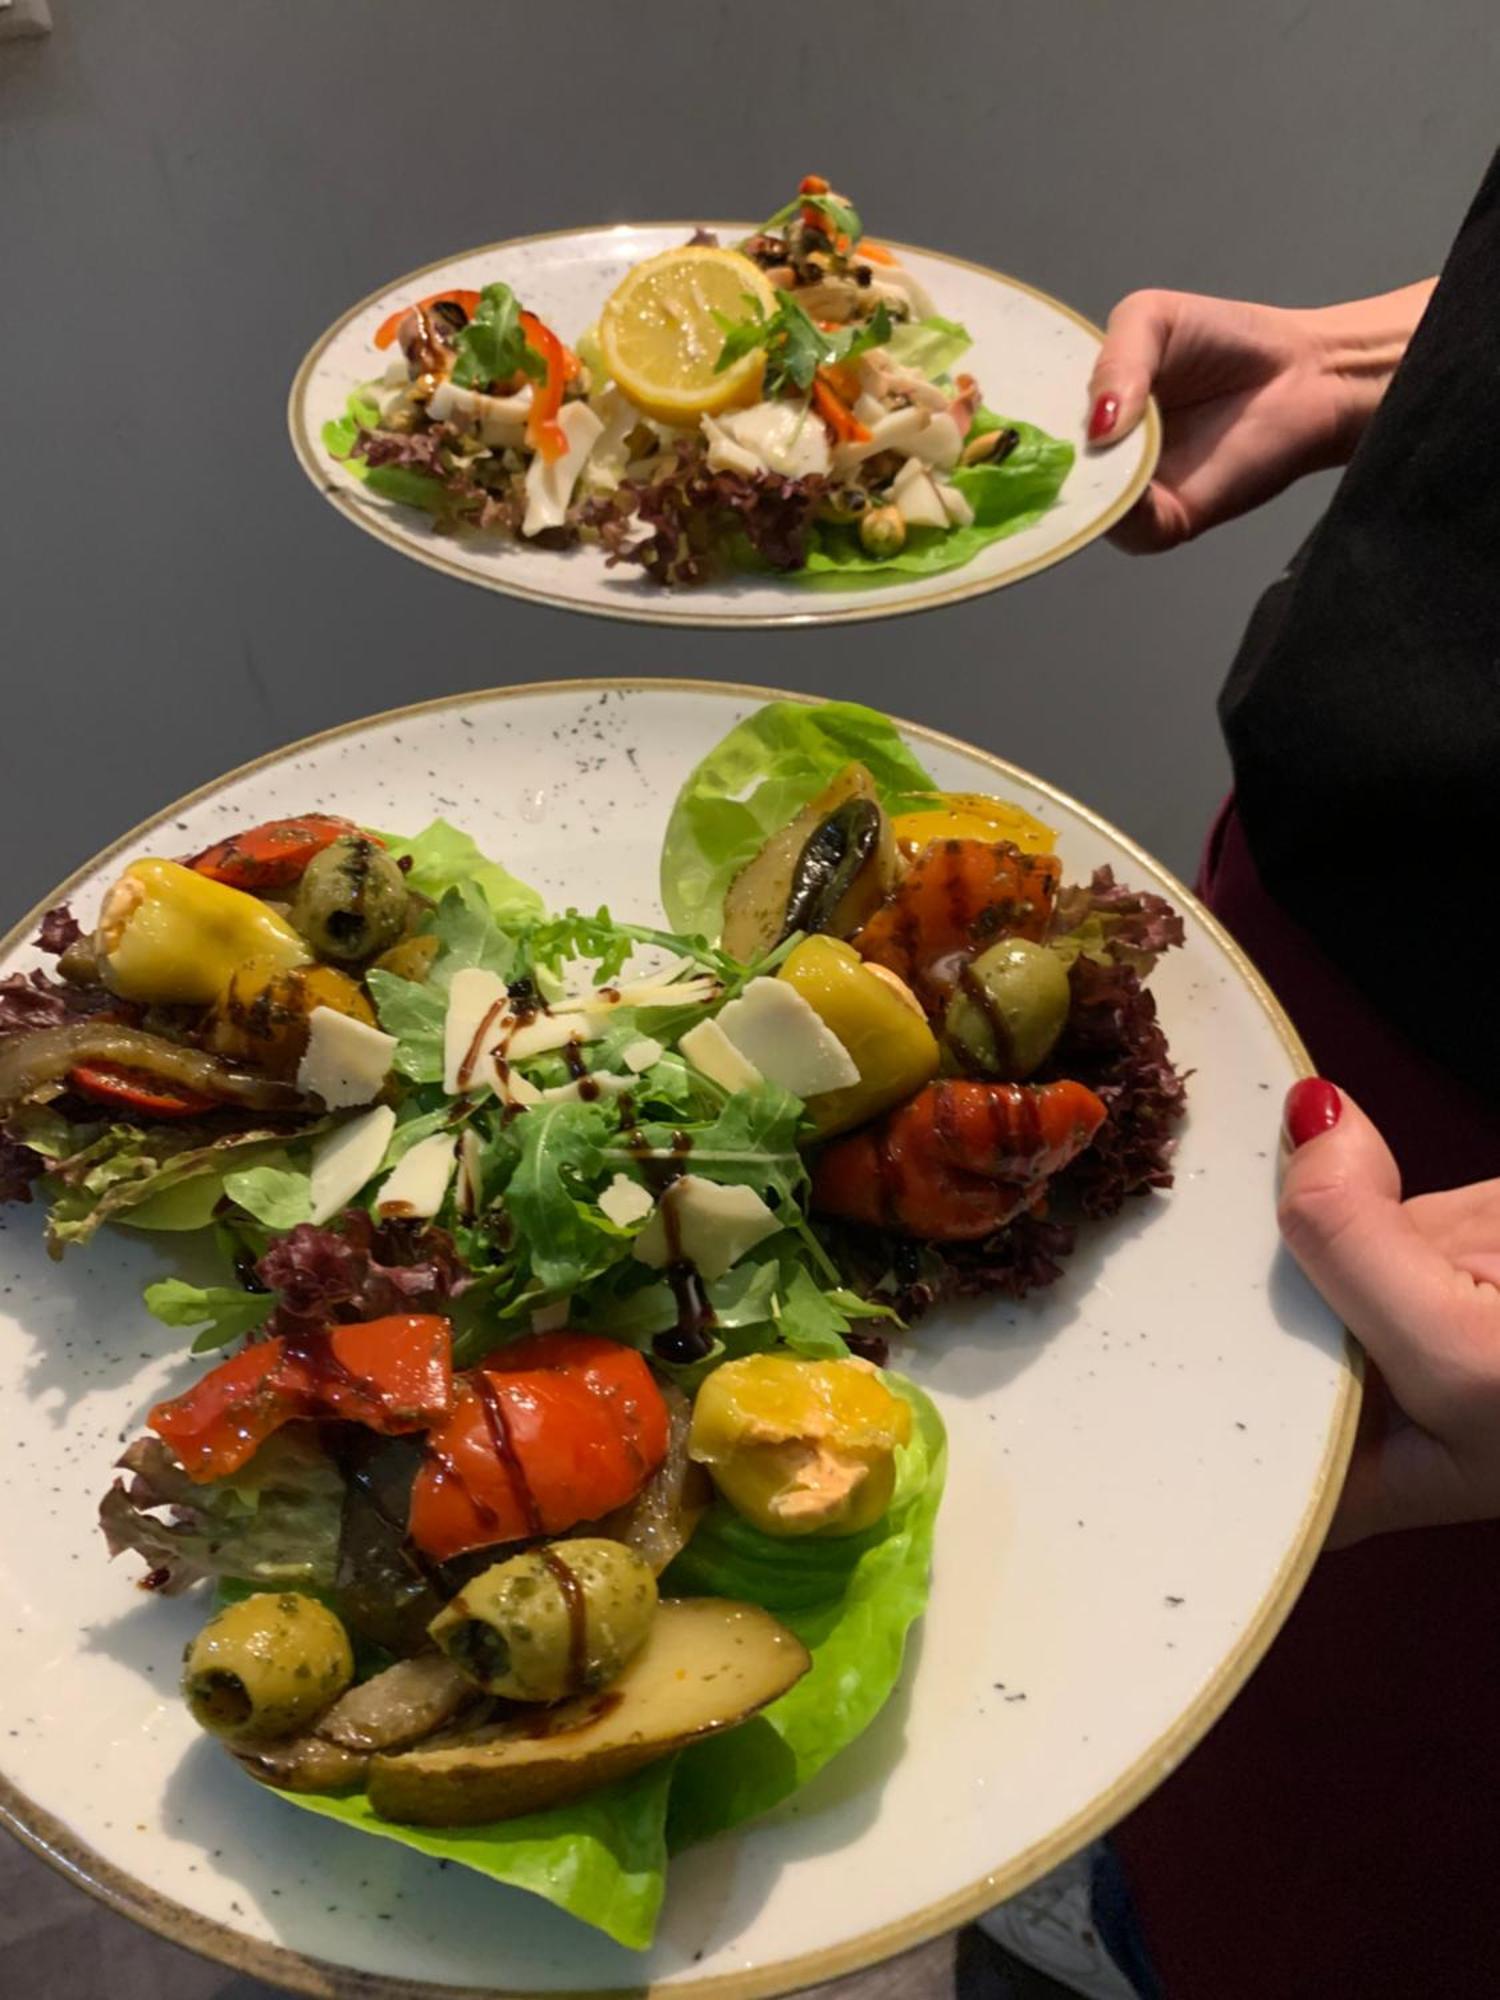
[1220,148,1500,1105]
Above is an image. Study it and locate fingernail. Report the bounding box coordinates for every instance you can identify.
[1284,1078,1342,1150]
[1088,392,1120,442]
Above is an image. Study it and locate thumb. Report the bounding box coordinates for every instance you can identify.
[1087,289,1175,445]
[1278,1081,1493,1541]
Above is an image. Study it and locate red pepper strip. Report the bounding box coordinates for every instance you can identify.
[812,371,871,446]
[373,289,483,351]
[148,1315,455,1484]
[68,1062,220,1120]
[518,311,569,463]
[187,814,371,891]
[408,1331,670,1562]
[149,1339,294,1482]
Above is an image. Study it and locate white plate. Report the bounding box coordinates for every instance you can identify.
[0,681,1355,1999]
[289,226,1158,628]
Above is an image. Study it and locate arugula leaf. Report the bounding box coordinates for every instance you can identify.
[222,1164,313,1231]
[713,294,892,395]
[774,1265,854,1358]
[504,1101,627,1295]
[369,884,525,1084]
[143,1279,275,1354]
[449,282,547,393]
[761,190,863,246]
[601,1082,806,1205]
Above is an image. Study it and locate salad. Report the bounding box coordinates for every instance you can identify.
[0,702,1183,1948]
[324,175,1074,587]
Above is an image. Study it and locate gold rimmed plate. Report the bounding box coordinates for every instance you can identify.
[288,227,1159,628]
[0,681,1354,1997]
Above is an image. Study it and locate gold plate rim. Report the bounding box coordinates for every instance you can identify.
[286,224,1162,630]
[0,676,1359,2000]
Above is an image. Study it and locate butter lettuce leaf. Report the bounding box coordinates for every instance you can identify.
[658,699,936,938]
[883,313,972,378]
[798,415,1074,587]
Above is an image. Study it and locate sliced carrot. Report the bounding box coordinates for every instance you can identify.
[812,371,871,445]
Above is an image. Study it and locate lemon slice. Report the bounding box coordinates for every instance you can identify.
[598,247,777,424]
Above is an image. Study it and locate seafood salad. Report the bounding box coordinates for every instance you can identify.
[0,702,1183,1945]
[325,175,1074,586]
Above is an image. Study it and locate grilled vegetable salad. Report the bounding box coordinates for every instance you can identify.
[0,701,1185,1946]
[324,175,1074,586]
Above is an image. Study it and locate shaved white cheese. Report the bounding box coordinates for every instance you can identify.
[443,968,512,1095]
[599,1174,655,1228]
[296,1007,398,1109]
[679,1017,764,1093]
[456,1126,485,1217]
[538,1071,635,1104]
[504,1012,604,1062]
[427,378,532,449]
[621,1036,663,1074]
[582,384,641,493]
[935,477,975,527]
[531,1297,572,1334]
[308,1106,397,1227]
[376,1131,458,1221]
[703,401,831,479]
[632,1176,781,1282]
[715,978,859,1098]
[522,401,605,537]
[890,457,950,529]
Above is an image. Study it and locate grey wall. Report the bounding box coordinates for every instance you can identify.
[3,1,1496,923]
[1,3,1498,1991]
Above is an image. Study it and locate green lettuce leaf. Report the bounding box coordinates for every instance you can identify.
[665,1374,945,1843]
[281,1761,674,1951]
[883,313,972,377]
[143,1278,275,1354]
[222,1163,313,1231]
[378,820,543,925]
[259,1373,943,1948]
[658,699,936,937]
[322,390,450,513]
[799,415,1074,587]
[43,1127,304,1254]
[369,878,532,1084]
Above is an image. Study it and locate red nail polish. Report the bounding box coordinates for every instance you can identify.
[1088,393,1120,442]
[1284,1078,1342,1149]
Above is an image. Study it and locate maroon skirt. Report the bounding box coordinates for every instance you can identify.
[1111,802,1500,1998]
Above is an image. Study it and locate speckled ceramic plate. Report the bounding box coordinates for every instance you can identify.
[288,226,1158,627]
[0,681,1355,1999]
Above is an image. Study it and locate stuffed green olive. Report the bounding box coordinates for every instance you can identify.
[183,1592,354,1743]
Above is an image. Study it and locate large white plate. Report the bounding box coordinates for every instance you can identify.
[0,681,1354,1998]
[289,227,1158,628]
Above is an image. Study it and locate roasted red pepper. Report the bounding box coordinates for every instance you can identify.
[187,814,370,892]
[67,1062,220,1120]
[812,1078,1107,1240]
[148,1315,455,1482]
[518,310,569,463]
[408,1331,671,1562]
[373,290,483,351]
[855,839,1063,1012]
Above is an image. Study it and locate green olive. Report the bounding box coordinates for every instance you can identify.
[183,1593,354,1743]
[428,1539,658,1703]
[290,835,409,964]
[943,937,1071,1079]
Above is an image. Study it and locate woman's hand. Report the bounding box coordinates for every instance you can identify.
[1088,283,1434,553]
[1278,1078,1500,1548]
